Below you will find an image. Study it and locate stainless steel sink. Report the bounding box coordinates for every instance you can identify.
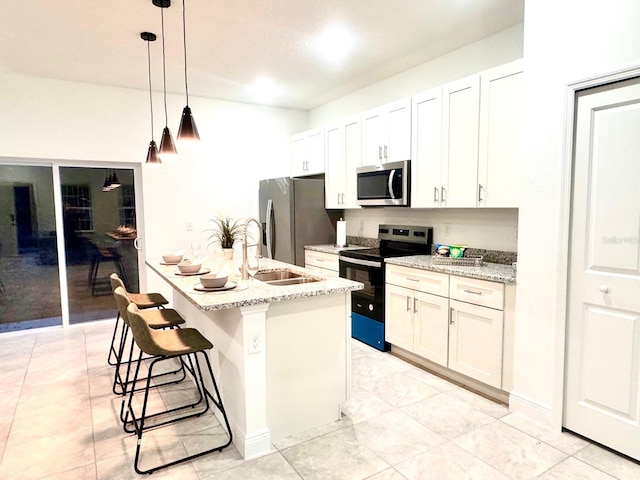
[253,269,304,281]
[253,269,320,286]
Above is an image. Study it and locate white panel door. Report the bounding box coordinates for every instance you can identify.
[385,98,412,163]
[565,77,640,461]
[324,124,344,208]
[361,108,383,166]
[343,116,361,208]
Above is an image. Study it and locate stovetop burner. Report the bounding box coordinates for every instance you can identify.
[340,224,433,260]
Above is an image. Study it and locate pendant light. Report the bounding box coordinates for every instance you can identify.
[141,31,160,164]
[102,170,113,192]
[176,0,200,144]
[154,0,178,162]
[109,170,121,189]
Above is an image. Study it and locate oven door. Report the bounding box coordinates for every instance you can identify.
[339,255,389,351]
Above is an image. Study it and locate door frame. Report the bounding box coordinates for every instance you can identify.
[0,157,145,328]
[554,64,640,429]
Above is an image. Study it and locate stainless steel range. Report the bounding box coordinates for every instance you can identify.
[339,224,433,351]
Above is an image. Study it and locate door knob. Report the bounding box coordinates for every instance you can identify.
[599,285,609,293]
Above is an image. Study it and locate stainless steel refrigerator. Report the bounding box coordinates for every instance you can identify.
[259,177,341,266]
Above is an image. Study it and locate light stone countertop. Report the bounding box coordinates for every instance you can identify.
[385,255,516,284]
[304,244,370,255]
[147,257,363,311]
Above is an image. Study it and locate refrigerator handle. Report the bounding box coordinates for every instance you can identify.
[266,198,274,259]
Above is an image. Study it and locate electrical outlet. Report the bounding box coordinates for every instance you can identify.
[248,333,261,354]
[185,222,193,231]
[444,224,450,237]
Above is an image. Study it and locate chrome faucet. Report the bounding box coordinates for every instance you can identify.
[242,217,262,280]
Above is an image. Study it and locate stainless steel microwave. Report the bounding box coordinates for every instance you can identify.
[356,160,410,207]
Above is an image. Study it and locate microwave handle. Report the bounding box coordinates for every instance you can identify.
[388,169,396,200]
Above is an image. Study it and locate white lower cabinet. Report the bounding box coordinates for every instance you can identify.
[386,264,509,390]
[448,299,503,388]
[304,250,339,277]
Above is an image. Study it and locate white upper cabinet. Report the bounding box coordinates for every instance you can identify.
[325,116,361,209]
[441,74,481,208]
[361,98,411,166]
[411,88,443,207]
[291,128,325,177]
[478,60,523,207]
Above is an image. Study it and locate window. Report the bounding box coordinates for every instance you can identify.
[61,184,93,232]
[118,184,136,226]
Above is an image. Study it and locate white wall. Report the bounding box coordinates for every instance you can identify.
[0,73,307,294]
[345,208,518,252]
[511,0,640,426]
[309,24,524,127]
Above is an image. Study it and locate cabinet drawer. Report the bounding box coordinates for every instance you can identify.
[305,264,339,278]
[449,275,504,310]
[386,264,449,297]
[304,250,339,272]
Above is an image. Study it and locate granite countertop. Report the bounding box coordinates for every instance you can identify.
[147,257,363,311]
[304,244,370,255]
[385,255,516,284]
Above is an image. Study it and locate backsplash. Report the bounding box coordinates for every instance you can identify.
[346,235,516,265]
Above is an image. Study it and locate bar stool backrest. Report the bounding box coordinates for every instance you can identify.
[113,286,132,326]
[110,273,127,295]
[126,302,161,356]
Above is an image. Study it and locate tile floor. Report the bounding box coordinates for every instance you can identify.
[0,321,639,480]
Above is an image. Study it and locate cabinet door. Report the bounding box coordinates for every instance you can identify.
[411,88,443,207]
[413,290,449,366]
[386,98,412,163]
[343,116,362,208]
[441,75,480,207]
[361,108,384,166]
[385,284,414,351]
[478,60,523,207]
[306,128,325,175]
[290,132,308,177]
[448,299,503,388]
[325,124,345,208]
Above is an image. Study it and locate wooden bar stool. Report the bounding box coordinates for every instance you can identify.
[107,273,169,368]
[123,302,232,475]
[111,286,186,398]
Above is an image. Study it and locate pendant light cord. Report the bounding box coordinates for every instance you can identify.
[161,7,169,127]
[147,40,155,141]
[182,0,190,106]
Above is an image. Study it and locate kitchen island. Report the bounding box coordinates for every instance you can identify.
[147,258,363,459]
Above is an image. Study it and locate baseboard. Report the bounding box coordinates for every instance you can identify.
[220,411,272,460]
[509,390,553,426]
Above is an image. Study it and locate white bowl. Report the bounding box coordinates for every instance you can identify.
[177,260,202,274]
[162,253,183,264]
[200,273,228,288]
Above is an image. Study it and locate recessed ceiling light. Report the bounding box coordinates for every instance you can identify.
[249,77,282,103]
[313,24,357,66]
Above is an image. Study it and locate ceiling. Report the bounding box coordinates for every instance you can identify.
[0,0,524,111]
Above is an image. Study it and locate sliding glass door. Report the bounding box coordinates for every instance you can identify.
[0,165,62,332]
[0,162,142,332]
[60,167,140,324]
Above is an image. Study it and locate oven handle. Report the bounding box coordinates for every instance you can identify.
[388,169,396,200]
[339,257,382,268]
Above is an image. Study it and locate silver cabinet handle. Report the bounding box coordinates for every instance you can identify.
[378,145,382,160]
[337,193,341,204]
[341,193,345,204]
[384,145,388,161]
[441,187,446,204]
[433,187,439,204]
[450,307,454,325]
[463,289,482,295]
[413,297,418,314]
[406,296,411,311]
[478,183,484,203]
[405,277,419,282]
